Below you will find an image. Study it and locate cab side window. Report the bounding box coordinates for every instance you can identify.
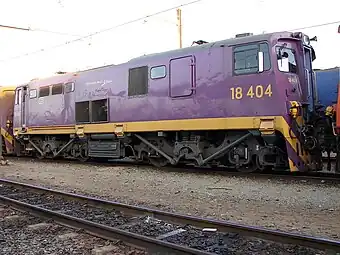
[29,89,37,99]
[39,86,50,98]
[64,82,75,93]
[51,83,63,95]
[233,43,271,75]
[276,47,297,74]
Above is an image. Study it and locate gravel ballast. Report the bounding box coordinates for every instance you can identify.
[0,205,145,255]
[1,158,340,240]
[0,183,326,254]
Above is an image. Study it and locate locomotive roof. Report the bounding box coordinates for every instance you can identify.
[28,72,76,88]
[128,31,291,63]
[78,31,294,72]
[24,31,303,83]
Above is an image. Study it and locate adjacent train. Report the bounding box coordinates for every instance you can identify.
[0,31,337,173]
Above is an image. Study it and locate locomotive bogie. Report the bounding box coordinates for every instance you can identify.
[12,113,304,172]
[13,127,290,172]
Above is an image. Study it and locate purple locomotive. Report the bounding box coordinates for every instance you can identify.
[6,31,323,172]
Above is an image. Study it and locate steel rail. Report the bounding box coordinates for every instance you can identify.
[6,156,340,183]
[0,195,214,255]
[1,178,340,252]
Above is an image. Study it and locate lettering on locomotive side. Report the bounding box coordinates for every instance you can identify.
[85,79,113,86]
[230,84,272,100]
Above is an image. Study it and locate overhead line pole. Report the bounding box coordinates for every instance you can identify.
[177,8,182,48]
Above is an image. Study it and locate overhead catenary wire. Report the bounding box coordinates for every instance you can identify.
[288,20,340,32]
[29,28,82,37]
[0,3,338,63]
[0,0,202,63]
[0,24,83,37]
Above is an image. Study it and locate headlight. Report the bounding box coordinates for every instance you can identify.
[302,35,310,45]
[292,32,310,45]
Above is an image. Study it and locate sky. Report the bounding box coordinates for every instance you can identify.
[0,0,339,85]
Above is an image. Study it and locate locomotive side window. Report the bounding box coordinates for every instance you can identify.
[29,89,37,99]
[150,65,166,79]
[91,99,108,122]
[233,43,270,75]
[276,47,297,74]
[75,101,90,123]
[64,82,75,93]
[51,83,63,95]
[128,66,148,96]
[39,86,50,98]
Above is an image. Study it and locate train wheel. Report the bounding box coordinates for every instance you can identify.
[236,157,259,173]
[236,165,258,173]
[78,156,89,162]
[77,143,89,162]
[35,152,44,159]
[149,157,168,167]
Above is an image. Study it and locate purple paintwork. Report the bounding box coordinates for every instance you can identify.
[12,31,310,170]
[74,33,293,123]
[13,74,76,128]
[15,32,307,127]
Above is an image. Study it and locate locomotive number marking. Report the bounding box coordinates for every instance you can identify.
[230,87,243,99]
[230,84,272,100]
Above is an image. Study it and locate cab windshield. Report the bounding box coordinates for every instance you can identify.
[276,46,297,74]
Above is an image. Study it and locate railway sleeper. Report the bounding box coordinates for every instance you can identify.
[1,179,339,254]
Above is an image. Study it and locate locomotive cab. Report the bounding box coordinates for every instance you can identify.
[270,32,323,170]
[275,32,317,119]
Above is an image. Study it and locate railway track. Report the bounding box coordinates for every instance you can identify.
[5,156,340,185]
[1,178,340,254]
[1,205,143,254]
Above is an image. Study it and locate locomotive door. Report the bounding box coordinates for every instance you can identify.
[21,86,27,127]
[169,55,196,97]
[14,86,27,128]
